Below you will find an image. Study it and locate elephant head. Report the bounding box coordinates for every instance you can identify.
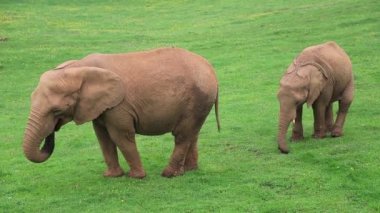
[23,65,124,163]
[277,61,328,153]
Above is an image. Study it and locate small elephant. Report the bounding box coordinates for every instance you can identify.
[277,41,354,154]
[23,47,220,178]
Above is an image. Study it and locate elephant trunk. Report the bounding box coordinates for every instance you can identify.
[23,109,55,163]
[277,106,295,154]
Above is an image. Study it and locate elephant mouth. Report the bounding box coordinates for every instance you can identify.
[54,118,64,132]
[41,118,62,155]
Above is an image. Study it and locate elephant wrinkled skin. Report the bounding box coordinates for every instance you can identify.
[23,47,220,178]
[277,41,354,154]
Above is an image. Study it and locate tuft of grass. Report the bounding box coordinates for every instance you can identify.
[1,0,379,212]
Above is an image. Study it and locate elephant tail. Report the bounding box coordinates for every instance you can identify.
[215,88,221,132]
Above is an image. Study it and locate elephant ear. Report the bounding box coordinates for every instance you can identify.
[63,67,124,125]
[306,69,326,107]
[54,60,78,70]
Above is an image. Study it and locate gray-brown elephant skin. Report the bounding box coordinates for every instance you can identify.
[277,41,354,154]
[23,47,220,178]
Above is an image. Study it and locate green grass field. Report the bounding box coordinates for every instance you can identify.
[1,0,379,212]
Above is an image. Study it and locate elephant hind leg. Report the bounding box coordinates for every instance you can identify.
[162,133,196,178]
[162,95,213,178]
[184,136,199,171]
[332,80,354,137]
[162,114,206,177]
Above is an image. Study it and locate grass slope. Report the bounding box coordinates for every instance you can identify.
[1,0,379,212]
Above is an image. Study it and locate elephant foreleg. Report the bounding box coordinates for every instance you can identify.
[312,103,327,139]
[93,121,124,177]
[325,103,334,133]
[107,127,146,179]
[292,105,304,141]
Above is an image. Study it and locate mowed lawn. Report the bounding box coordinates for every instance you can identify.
[1,0,379,212]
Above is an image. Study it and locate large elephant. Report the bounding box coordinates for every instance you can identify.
[277,41,354,154]
[23,47,220,178]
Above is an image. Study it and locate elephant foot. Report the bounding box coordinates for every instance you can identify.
[127,169,146,179]
[103,167,125,178]
[278,146,289,154]
[312,134,325,139]
[326,125,333,133]
[312,131,326,139]
[331,128,343,137]
[161,166,185,178]
[184,164,198,171]
[291,134,304,142]
[184,158,198,171]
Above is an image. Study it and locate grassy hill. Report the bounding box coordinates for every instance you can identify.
[1,0,379,212]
